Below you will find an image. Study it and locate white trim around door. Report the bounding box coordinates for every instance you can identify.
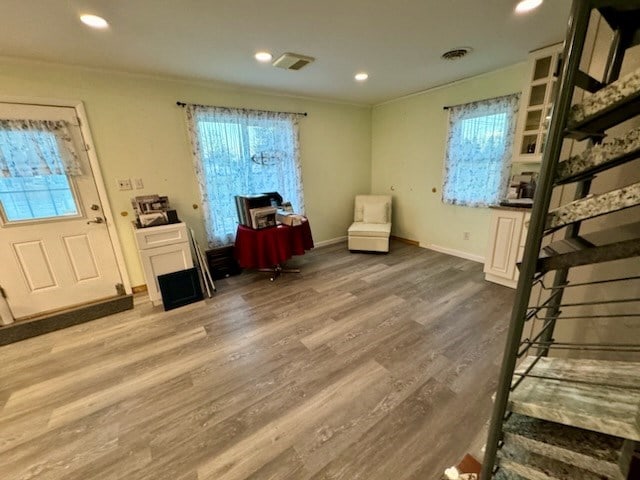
[0,95,132,296]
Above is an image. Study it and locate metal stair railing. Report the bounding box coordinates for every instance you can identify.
[480,1,640,478]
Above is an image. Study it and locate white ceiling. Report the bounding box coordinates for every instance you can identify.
[0,0,572,105]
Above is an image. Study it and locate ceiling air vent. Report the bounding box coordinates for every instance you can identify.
[272,52,315,70]
[441,47,473,60]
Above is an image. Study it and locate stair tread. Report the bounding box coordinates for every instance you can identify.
[545,181,640,230]
[493,468,528,480]
[537,220,640,273]
[503,413,631,479]
[499,443,614,480]
[566,67,640,140]
[509,357,640,441]
[555,126,640,184]
[516,356,640,388]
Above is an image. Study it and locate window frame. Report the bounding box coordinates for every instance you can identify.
[0,174,83,226]
[185,105,303,247]
[441,93,520,208]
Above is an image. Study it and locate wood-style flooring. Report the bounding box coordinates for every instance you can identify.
[0,241,514,480]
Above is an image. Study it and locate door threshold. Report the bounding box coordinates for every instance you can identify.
[0,295,133,346]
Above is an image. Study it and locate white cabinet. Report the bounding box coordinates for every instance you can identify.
[484,209,531,289]
[513,43,563,164]
[134,222,194,306]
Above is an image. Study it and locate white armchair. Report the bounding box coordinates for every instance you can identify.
[348,195,392,252]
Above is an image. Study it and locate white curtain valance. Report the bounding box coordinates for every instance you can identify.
[0,119,82,178]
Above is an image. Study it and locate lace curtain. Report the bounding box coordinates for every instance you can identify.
[442,94,520,207]
[185,105,304,246]
[0,119,82,178]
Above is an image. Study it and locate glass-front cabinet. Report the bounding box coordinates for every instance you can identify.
[513,43,563,163]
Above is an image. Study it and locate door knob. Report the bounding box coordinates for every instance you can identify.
[87,217,105,224]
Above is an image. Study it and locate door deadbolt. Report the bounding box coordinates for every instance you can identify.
[90,204,100,211]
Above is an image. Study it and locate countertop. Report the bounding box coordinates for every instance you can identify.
[489,204,532,212]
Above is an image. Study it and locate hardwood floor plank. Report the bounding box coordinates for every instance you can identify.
[196,359,389,480]
[244,447,310,480]
[309,377,457,480]
[0,241,514,480]
[3,326,207,412]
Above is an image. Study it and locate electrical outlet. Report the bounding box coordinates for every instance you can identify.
[117,179,132,191]
[134,178,144,189]
[463,232,470,241]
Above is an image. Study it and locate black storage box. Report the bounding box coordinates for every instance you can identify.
[206,246,242,280]
[157,268,203,311]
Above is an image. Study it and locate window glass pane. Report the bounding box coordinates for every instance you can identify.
[443,95,519,207]
[189,109,302,245]
[533,56,552,80]
[528,84,546,107]
[0,175,78,221]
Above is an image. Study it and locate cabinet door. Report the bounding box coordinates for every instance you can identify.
[514,212,532,283]
[513,43,563,163]
[140,242,194,303]
[484,211,524,280]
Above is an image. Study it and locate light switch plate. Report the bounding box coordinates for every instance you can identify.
[118,179,132,190]
[134,178,144,189]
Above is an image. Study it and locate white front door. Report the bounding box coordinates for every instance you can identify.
[0,103,123,319]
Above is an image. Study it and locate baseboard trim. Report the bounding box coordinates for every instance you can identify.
[421,243,485,264]
[315,236,347,248]
[0,295,134,346]
[391,235,420,246]
[132,284,148,294]
[484,273,517,289]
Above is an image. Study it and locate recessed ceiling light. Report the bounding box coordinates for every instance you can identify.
[80,14,109,29]
[515,0,543,14]
[254,51,273,63]
[355,72,369,82]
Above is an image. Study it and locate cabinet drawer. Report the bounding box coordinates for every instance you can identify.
[135,223,189,250]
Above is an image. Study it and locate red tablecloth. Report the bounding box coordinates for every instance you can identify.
[234,220,314,269]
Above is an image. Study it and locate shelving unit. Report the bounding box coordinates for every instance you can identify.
[513,44,563,163]
[481,1,640,479]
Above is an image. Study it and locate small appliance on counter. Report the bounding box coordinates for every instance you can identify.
[506,172,537,199]
[501,172,537,208]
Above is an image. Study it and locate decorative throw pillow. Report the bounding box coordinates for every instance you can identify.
[363,202,388,224]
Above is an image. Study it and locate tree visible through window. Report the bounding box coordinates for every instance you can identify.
[442,94,520,207]
[185,106,304,246]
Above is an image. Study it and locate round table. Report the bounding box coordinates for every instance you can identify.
[234,220,314,271]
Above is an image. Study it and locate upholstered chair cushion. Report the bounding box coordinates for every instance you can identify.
[363,201,388,224]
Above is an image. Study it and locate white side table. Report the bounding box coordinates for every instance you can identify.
[133,222,194,306]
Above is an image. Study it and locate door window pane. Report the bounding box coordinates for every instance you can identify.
[0,175,79,222]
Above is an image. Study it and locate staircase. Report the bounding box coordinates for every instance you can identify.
[481,1,640,479]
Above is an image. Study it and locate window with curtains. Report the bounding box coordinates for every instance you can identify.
[442,94,520,207]
[0,119,82,222]
[185,106,304,246]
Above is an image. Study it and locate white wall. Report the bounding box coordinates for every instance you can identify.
[0,58,372,286]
